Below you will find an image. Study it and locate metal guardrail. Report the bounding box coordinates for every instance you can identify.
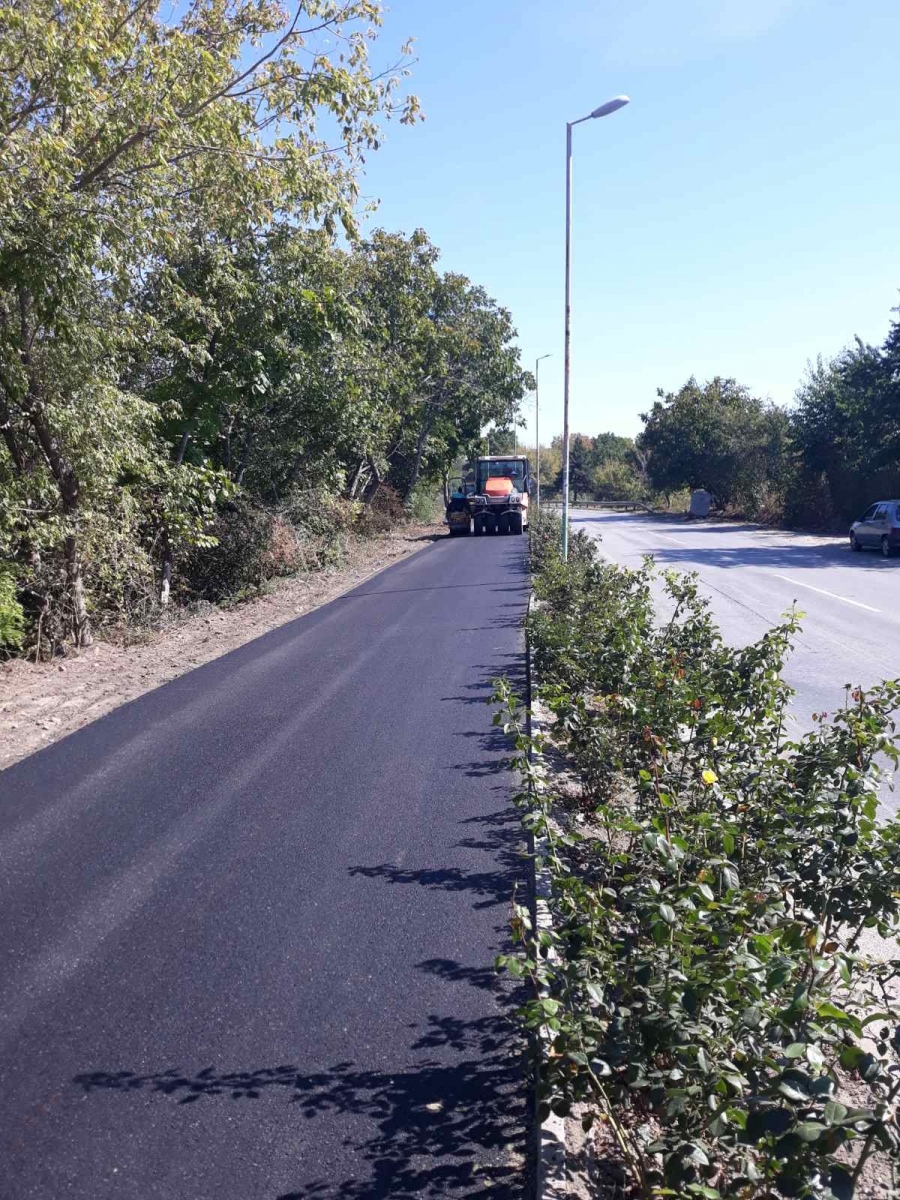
[540,499,649,512]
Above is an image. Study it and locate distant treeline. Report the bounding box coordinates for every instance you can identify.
[541,301,900,525]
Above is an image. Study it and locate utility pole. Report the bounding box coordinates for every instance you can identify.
[561,94,630,559]
[535,354,551,508]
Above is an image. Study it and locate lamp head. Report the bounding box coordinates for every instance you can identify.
[590,95,630,119]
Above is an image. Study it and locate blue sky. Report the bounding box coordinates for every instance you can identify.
[355,0,900,442]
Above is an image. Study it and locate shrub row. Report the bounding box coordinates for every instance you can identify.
[2,484,415,659]
[497,511,900,1200]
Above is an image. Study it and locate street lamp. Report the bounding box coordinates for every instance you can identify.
[561,94,630,560]
[534,354,551,509]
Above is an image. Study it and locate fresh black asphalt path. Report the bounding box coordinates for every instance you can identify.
[0,534,531,1198]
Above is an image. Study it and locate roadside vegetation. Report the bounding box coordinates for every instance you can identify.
[0,1,531,659]
[536,300,900,527]
[497,511,900,1200]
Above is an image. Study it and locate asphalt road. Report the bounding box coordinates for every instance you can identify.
[573,510,900,811]
[0,534,530,1199]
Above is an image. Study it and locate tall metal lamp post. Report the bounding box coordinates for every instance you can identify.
[534,354,551,509]
[561,94,630,560]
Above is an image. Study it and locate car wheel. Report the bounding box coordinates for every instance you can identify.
[510,511,524,535]
[882,536,894,558]
[850,533,861,551]
[473,516,484,536]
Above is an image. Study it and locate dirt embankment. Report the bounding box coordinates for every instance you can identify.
[0,524,442,771]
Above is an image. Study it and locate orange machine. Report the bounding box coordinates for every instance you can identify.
[445,455,532,536]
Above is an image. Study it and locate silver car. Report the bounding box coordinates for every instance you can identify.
[850,500,900,556]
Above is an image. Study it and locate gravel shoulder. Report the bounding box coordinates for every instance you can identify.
[0,522,442,770]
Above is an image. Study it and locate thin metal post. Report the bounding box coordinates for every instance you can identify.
[558,96,629,556]
[535,358,541,509]
[534,354,550,509]
[561,122,573,561]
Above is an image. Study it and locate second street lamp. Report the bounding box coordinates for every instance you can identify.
[561,94,630,560]
[534,354,551,509]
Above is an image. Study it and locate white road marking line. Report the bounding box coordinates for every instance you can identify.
[654,533,693,546]
[772,575,880,613]
[587,518,882,614]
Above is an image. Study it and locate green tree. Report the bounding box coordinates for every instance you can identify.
[485,428,518,455]
[592,459,643,501]
[0,0,418,644]
[553,435,595,502]
[791,321,900,522]
[639,377,789,513]
[342,231,532,502]
[399,275,532,500]
[591,431,634,463]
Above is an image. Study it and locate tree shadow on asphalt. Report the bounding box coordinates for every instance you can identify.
[574,515,900,573]
[453,808,528,872]
[437,642,526,781]
[450,726,516,778]
[645,545,900,573]
[442,675,522,706]
[349,776,528,910]
[72,1010,528,1199]
[575,515,773,534]
[347,856,516,913]
[415,958,500,993]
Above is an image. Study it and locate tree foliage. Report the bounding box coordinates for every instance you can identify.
[0,4,531,656]
[635,302,900,524]
[550,431,647,502]
[639,378,789,513]
[791,321,900,523]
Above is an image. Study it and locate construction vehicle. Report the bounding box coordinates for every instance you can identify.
[445,454,533,536]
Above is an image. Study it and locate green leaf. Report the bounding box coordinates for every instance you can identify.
[824,1100,848,1126]
[839,1046,863,1070]
[681,1142,710,1166]
[806,1044,825,1068]
[795,1121,826,1143]
[829,1164,854,1200]
[817,1001,853,1025]
[778,1081,809,1102]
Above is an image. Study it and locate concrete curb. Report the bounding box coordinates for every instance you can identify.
[526,592,568,1198]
